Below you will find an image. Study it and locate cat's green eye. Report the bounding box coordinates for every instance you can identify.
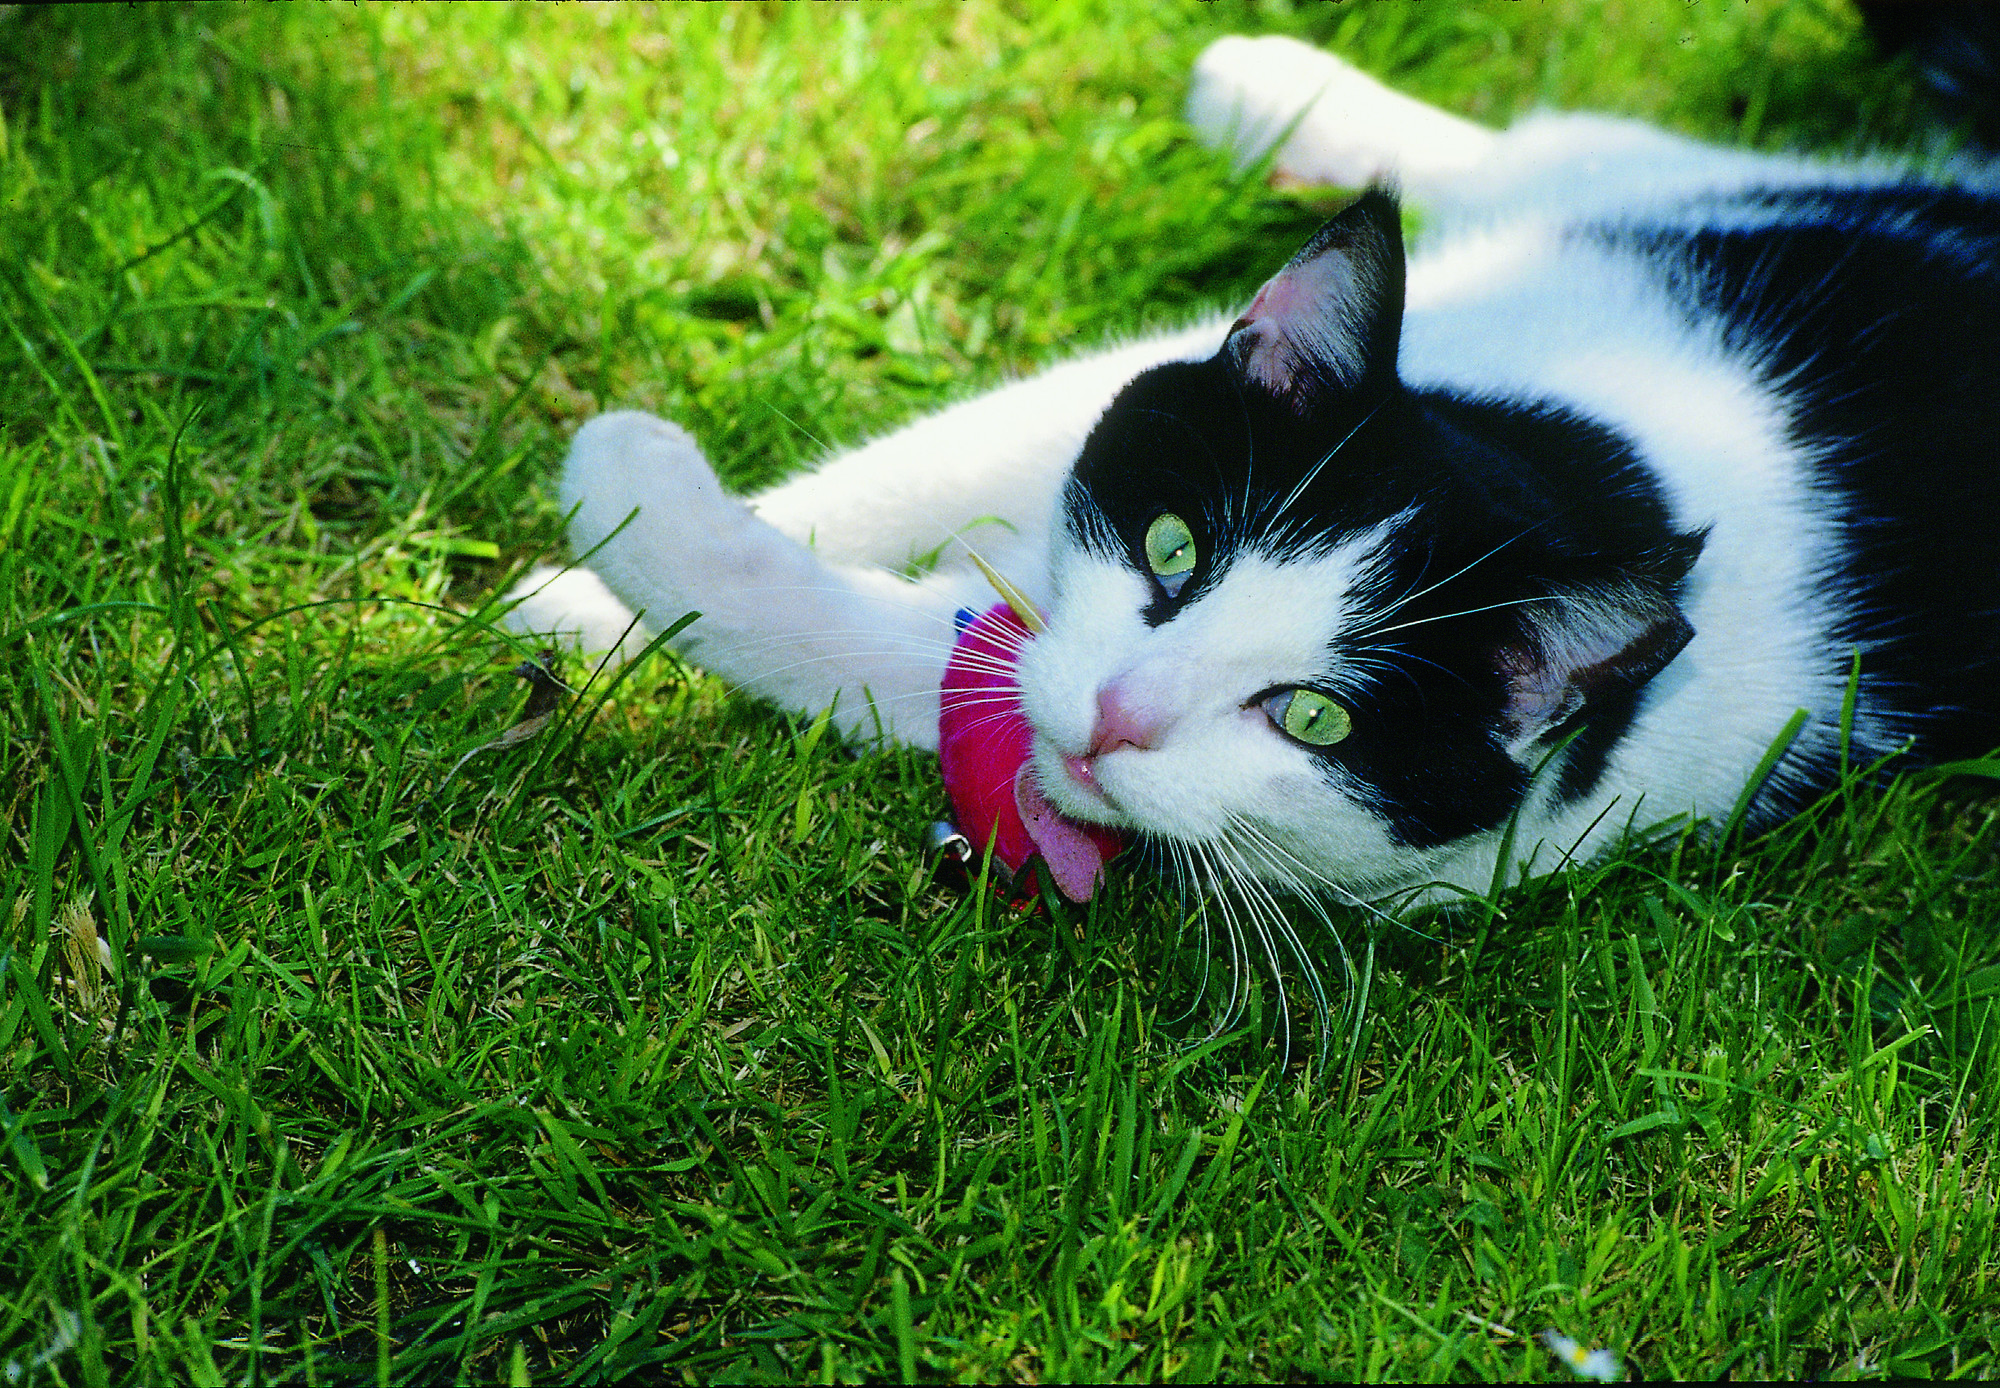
[1265,688,1352,747]
[1144,513,1197,596]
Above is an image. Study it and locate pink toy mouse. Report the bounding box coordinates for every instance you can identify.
[936,603,1127,901]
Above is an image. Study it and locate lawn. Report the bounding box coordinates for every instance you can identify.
[2,1,1996,1381]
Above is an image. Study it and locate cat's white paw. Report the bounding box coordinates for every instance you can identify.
[555,409,804,637]
[1187,35,1495,190]
[561,411,750,582]
[546,410,959,745]
[500,411,733,668]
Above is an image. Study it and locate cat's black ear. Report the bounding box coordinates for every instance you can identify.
[1497,533,1706,740]
[1226,187,1405,412]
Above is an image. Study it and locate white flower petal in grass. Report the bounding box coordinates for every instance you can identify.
[4,1306,81,1383]
[1540,1329,1622,1382]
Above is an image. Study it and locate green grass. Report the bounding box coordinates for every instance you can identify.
[2,0,1996,1381]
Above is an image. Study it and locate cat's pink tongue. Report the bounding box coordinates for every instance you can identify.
[938,604,1127,902]
[1011,763,1117,901]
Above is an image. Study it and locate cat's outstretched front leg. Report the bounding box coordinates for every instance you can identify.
[1186,34,1498,196]
[507,322,1228,747]
[507,411,991,748]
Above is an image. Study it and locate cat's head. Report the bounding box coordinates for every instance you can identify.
[1014,190,1704,900]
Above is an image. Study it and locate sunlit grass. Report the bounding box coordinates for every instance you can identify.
[1,1,1994,1381]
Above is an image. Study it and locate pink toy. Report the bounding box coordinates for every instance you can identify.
[937,603,1127,902]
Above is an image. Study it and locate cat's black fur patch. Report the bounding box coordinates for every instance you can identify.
[1609,182,2000,798]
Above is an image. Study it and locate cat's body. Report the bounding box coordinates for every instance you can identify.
[509,36,2000,906]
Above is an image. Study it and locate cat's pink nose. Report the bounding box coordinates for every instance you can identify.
[1087,681,1166,757]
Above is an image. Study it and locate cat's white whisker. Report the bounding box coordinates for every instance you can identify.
[1182,840,1238,1036]
[1229,817,1410,936]
[704,653,953,702]
[699,639,949,674]
[1196,839,1261,1041]
[1155,841,1217,1028]
[1262,402,1383,527]
[1219,837,1303,1064]
[938,708,1039,740]
[666,580,975,634]
[1218,817,1339,1061]
[696,633,957,668]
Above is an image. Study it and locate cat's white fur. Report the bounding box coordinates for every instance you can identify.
[507,35,1915,901]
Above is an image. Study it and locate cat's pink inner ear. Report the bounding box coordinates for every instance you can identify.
[1226,188,1405,409]
[1233,253,1379,400]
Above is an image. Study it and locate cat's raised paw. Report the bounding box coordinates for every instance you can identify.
[1186,34,1495,189]
[559,411,744,562]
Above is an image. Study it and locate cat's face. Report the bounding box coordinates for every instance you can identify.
[1013,192,1701,900]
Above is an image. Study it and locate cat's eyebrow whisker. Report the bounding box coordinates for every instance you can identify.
[1337,650,1431,702]
[1337,648,1453,705]
[1218,358,1261,546]
[1125,406,1230,475]
[1363,516,1557,626]
[1115,403,1254,553]
[1263,402,1383,525]
[1228,368,1259,547]
[1359,594,1560,639]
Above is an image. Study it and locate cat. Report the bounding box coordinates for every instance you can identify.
[507,33,2000,914]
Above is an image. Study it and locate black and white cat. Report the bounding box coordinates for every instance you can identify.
[508,35,2000,907]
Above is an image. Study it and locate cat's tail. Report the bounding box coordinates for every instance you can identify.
[501,563,654,668]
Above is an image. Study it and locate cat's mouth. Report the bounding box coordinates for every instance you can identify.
[1037,741,1130,825]
[1061,752,1105,797]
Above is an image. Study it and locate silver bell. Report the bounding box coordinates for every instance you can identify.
[923,820,973,866]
